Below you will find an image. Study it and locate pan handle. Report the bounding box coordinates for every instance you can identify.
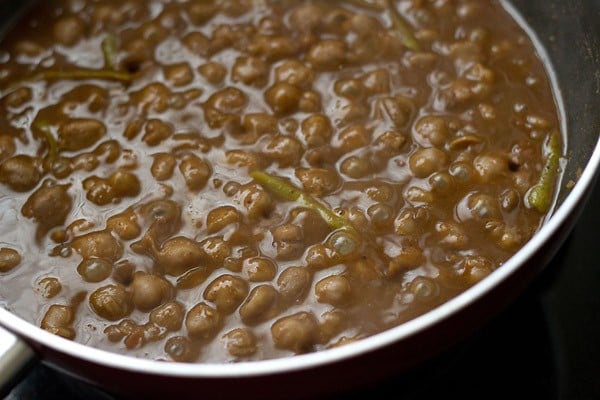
[0,325,37,398]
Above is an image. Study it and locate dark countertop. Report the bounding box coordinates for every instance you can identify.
[5,179,600,400]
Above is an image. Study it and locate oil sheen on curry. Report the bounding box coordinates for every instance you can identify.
[0,0,563,363]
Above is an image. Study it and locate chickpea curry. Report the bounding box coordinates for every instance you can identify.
[0,0,563,363]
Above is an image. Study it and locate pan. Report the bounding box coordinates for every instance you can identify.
[0,0,598,398]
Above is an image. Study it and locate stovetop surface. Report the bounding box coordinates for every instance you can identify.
[5,180,600,400]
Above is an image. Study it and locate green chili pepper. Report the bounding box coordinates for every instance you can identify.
[250,170,358,235]
[527,131,562,213]
[101,33,119,71]
[385,0,421,51]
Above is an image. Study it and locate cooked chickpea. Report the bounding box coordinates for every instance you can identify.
[179,154,211,190]
[265,82,302,115]
[413,116,449,147]
[223,328,257,357]
[41,305,75,339]
[271,312,319,353]
[232,56,269,87]
[89,285,133,321]
[0,247,21,273]
[296,168,340,196]
[409,148,449,178]
[238,184,273,220]
[263,135,303,167]
[242,257,277,282]
[277,266,311,304]
[155,236,205,276]
[0,155,43,192]
[77,258,112,283]
[203,274,248,314]
[163,62,194,86]
[198,62,227,84]
[275,60,314,88]
[340,156,370,179]
[206,206,240,234]
[58,119,106,152]
[131,272,174,311]
[150,301,186,331]
[37,277,62,298]
[199,236,232,267]
[315,275,352,307]
[53,15,84,46]
[307,40,346,71]
[186,302,222,339]
[165,336,199,362]
[239,285,280,325]
[301,114,332,147]
[107,210,141,240]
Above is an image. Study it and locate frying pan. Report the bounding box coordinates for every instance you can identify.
[0,0,599,398]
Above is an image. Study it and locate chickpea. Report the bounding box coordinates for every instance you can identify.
[409,148,449,178]
[272,223,304,261]
[242,257,277,282]
[263,135,303,167]
[231,56,269,87]
[226,150,262,171]
[58,119,106,152]
[107,210,141,241]
[319,310,348,343]
[203,274,248,314]
[237,184,273,220]
[89,285,133,321]
[307,40,346,71]
[361,69,390,96]
[300,114,332,147]
[205,87,248,114]
[182,31,211,57]
[206,206,240,234]
[375,96,413,128]
[108,170,141,198]
[131,83,171,113]
[179,154,211,191]
[0,248,21,273]
[37,277,62,298]
[288,3,323,32]
[239,285,280,325]
[340,156,370,179]
[53,15,84,46]
[334,78,365,100]
[271,312,319,353]
[77,258,112,283]
[71,230,123,263]
[239,113,278,144]
[368,203,394,231]
[315,275,352,307]
[413,116,449,147]
[335,124,370,153]
[143,119,174,147]
[429,172,455,195]
[199,236,232,267]
[299,90,322,113]
[277,266,311,304]
[223,328,257,357]
[373,131,406,156]
[186,302,222,339]
[296,168,340,196]
[473,153,509,181]
[165,336,200,362]
[275,60,314,89]
[250,35,297,61]
[0,155,43,192]
[0,135,16,161]
[150,301,186,331]
[41,305,75,339]
[409,277,440,304]
[388,243,425,277]
[3,87,32,109]
[265,82,302,115]
[131,272,174,312]
[163,62,194,87]
[186,2,218,25]
[140,199,182,242]
[198,62,227,84]
[155,236,205,276]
